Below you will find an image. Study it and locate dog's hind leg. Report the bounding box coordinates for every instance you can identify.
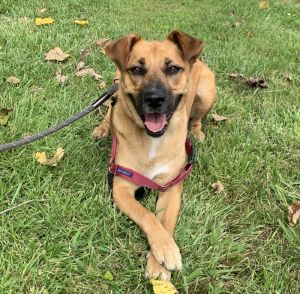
[189,71,216,142]
[92,104,112,139]
[145,183,183,281]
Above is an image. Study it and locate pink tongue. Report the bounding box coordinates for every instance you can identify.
[144,113,167,132]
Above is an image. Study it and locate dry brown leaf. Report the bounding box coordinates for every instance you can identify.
[212,114,229,122]
[0,108,13,126]
[93,72,102,81]
[76,68,96,77]
[246,77,268,88]
[55,69,68,84]
[288,201,300,227]
[232,21,241,28]
[76,61,85,71]
[75,62,103,81]
[45,47,70,62]
[74,19,89,25]
[211,181,224,193]
[259,1,269,9]
[98,81,106,89]
[229,73,268,88]
[79,48,91,60]
[283,75,292,84]
[34,147,64,167]
[95,38,110,49]
[38,8,48,14]
[6,76,20,85]
[35,17,54,26]
[30,85,43,92]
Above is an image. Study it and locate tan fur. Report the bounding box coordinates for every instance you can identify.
[93,31,216,280]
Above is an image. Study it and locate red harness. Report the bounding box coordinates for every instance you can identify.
[108,135,195,192]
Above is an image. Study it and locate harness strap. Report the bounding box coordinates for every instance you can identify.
[108,135,195,192]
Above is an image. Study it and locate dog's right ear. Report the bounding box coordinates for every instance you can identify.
[105,34,141,70]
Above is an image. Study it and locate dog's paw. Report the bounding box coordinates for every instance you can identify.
[192,129,205,142]
[148,232,182,271]
[92,123,109,140]
[145,251,171,281]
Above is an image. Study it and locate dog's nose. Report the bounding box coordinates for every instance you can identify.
[145,95,165,108]
[144,85,166,109]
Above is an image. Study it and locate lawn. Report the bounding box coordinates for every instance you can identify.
[0,0,300,293]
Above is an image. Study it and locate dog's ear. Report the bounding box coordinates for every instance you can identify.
[167,30,204,63]
[105,34,141,70]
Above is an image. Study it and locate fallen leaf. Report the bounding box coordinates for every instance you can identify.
[45,47,70,62]
[98,81,106,89]
[259,1,269,9]
[288,201,300,227]
[93,72,102,81]
[283,75,292,84]
[30,85,43,92]
[35,17,54,26]
[37,7,48,15]
[75,62,103,81]
[76,67,96,77]
[150,279,178,294]
[0,108,13,126]
[232,21,241,28]
[229,73,268,88]
[212,114,229,122]
[103,271,113,281]
[74,19,89,25]
[34,147,64,167]
[79,48,91,60]
[55,69,68,84]
[6,76,20,85]
[211,181,224,193]
[76,61,85,71]
[96,38,110,54]
[95,38,110,49]
[245,77,268,88]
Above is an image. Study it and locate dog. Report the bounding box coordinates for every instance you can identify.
[93,30,216,280]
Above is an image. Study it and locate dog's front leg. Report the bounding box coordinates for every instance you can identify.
[92,104,112,139]
[113,177,182,273]
[145,183,183,280]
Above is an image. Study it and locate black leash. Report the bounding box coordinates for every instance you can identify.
[0,83,118,152]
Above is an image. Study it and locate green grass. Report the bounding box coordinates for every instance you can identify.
[0,0,300,293]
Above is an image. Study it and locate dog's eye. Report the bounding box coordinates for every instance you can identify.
[128,66,145,76]
[165,66,182,75]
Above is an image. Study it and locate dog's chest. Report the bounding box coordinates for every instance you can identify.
[145,138,172,180]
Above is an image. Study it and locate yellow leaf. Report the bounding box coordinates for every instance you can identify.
[34,147,64,167]
[103,271,113,281]
[150,279,178,294]
[35,152,48,165]
[35,17,54,26]
[74,19,89,26]
[259,1,269,9]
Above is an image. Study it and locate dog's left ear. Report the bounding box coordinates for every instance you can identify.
[105,34,141,71]
[167,30,204,63]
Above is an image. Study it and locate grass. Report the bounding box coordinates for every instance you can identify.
[0,0,299,293]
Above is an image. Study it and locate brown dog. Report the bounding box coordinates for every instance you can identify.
[93,31,216,280]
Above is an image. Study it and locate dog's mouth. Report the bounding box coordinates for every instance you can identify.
[142,113,170,137]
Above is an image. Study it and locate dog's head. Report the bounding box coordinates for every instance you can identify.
[105,30,203,137]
